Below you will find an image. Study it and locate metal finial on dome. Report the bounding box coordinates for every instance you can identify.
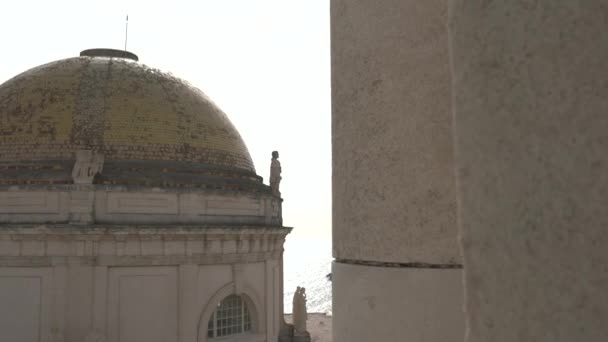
[80,48,138,61]
[125,15,129,51]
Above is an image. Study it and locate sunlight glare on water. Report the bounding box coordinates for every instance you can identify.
[283,235,332,315]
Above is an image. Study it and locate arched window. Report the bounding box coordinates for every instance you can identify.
[207,295,252,339]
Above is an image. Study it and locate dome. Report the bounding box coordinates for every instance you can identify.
[0,49,263,190]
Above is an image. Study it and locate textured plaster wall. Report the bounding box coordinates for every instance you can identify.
[331,1,464,342]
[332,262,464,342]
[450,1,608,341]
[332,0,460,265]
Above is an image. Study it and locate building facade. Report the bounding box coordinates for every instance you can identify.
[0,49,290,342]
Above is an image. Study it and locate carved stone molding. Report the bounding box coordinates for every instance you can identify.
[0,225,290,265]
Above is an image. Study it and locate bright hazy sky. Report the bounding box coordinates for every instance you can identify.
[0,1,331,242]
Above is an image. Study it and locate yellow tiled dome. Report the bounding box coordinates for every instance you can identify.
[0,50,255,174]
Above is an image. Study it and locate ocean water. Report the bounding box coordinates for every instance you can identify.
[283,236,332,315]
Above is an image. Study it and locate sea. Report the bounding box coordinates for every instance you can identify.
[283,236,332,315]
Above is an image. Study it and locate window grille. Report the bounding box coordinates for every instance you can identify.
[207,295,252,339]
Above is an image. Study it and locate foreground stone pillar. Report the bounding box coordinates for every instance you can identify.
[331,1,464,341]
[450,2,608,341]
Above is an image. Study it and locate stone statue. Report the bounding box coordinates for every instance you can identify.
[269,151,282,197]
[292,286,308,334]
[72,150,104,184]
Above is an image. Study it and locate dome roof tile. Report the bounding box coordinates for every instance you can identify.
[0,51,262,189]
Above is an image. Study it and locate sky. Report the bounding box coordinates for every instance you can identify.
[0,1,332,246]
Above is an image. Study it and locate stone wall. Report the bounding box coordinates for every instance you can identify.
[331,1,464,341]
[449,1,608,341]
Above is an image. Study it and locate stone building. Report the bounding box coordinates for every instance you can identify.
[0,49,291,342]
[332,1,608,342]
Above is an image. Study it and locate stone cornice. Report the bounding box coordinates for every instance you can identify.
[0,225,290,263]
[0,252,281,267]
[0,224,292,236]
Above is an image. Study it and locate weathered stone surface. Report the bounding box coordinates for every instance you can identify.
[450,2,608,341]
[332,0,460,265]
[0,268,53,342]
[332,262,464,342]
[331,2,464,342]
